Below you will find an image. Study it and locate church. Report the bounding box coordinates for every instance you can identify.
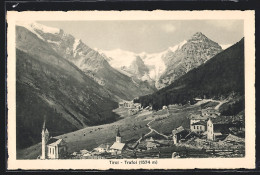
[109,128,126,155]
[41,121,68,159]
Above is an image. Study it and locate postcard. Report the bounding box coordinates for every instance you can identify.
[6,10,255,170]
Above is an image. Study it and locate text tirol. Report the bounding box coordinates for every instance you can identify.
[109,160,157,165]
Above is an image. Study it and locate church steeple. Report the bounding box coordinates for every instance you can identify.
[117,128,121,137]
[41,119,46,134]
[116,128,121,143]
[41,116,49,159]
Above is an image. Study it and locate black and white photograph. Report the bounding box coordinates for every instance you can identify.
[7,10,255,169]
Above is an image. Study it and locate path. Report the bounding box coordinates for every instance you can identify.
[194,98,227,110]
[214,100,228,110]
[134,117,170,146]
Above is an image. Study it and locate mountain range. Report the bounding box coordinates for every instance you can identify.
[15,22,241,150]
[135,38,244,110]
[100,33,226,89]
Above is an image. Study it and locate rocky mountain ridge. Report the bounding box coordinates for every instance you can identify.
[17,22,155,101]
[101,33,223,89]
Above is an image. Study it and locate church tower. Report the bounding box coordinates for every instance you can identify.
[116,128,121,143]
[41,119,49,159]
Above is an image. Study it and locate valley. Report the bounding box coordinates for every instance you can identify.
[17,98,244,159]
[14,21,245,160]
[16,101,195,159]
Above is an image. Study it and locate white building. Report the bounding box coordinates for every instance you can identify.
[201,108,220,118]
[207,117,232,141]
[94,144,110,153]
[110,129,126,155]
[190,120,206,134]
[41,121,67,159]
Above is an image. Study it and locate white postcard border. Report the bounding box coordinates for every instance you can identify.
[7,10,255,170]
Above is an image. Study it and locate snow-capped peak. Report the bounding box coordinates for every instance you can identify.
[17,21,61,34]
[100,49,138,68]
[16,21,61,40]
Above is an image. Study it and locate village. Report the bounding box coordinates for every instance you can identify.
[38,99,245,160]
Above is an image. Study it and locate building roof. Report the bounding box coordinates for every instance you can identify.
[213,124,230,133]
[191,120,207,126]
[47,138,66,147]
[146,142,158,148]
[47,138,59,144]
[110,142,125,150]
[146,137,155,142]
[189,114,208,120]
[80,149,89,154]
[172,126,185,135]
[210,116,233,124]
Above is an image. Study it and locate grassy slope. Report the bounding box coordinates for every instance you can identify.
[150,105,199,135]
[17,104,201,159]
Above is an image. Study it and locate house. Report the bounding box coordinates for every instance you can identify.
[128,108,139,115]
[172,126,187,144]
[146,142,159,150]
[190,120,206,134]
[145,137,160,150]
[94,144,109,153]
[201,108,220,118]
[146,137,155,142]
[80,149,89,154]
[41,121,67,159]
[109,128,126,155]
[118,100,134,108]
[207,117,234,141]
[134,103,142,110]
[189,114,208,125]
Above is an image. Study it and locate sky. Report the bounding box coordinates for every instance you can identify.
[38,20,244,54]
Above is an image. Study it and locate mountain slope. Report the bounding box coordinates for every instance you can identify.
[157,32,223,89]
[17,22,155,101]
[16,26,120,149]
[136,38,244,110]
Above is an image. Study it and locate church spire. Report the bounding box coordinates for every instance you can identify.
[116,128,121,143]
[41,115,48,160]
[42,115,46,130]
[117,128,121,137]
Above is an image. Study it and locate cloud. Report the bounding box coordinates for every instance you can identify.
[161,23,176,33]
[206,21,239,31]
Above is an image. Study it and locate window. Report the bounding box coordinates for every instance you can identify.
[197,126,199,129]
[194,126,196,129]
